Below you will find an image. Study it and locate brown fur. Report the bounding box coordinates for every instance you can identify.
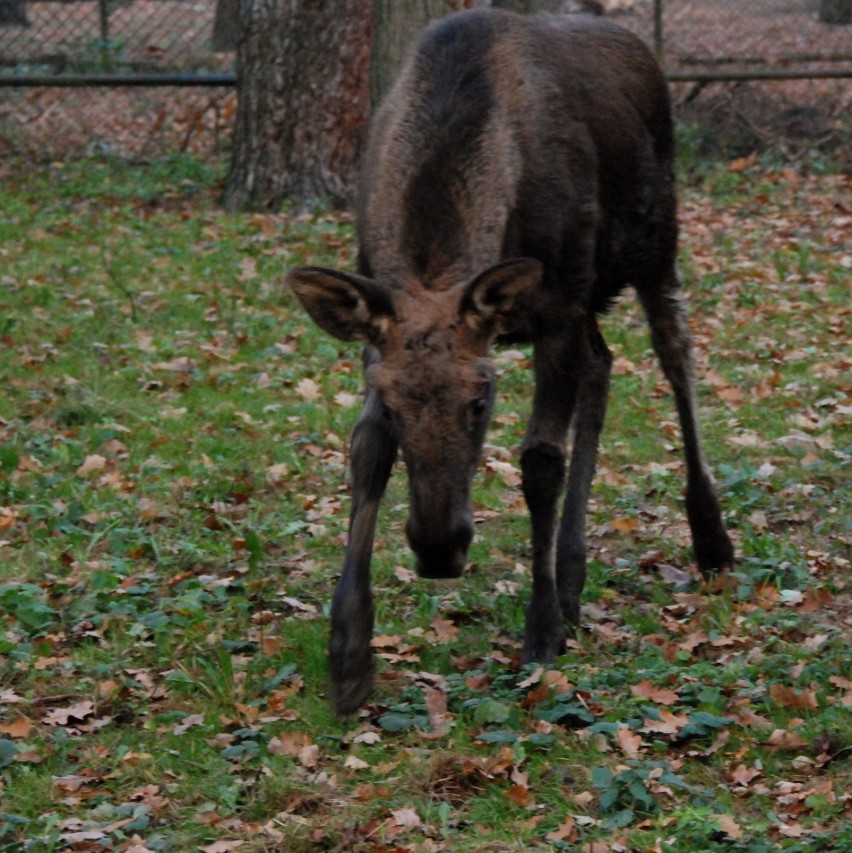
[288,9,734,715]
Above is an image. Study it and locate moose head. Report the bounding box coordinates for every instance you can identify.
[288,259,541,579]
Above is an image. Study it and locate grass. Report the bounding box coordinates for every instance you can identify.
[0,150,849,852]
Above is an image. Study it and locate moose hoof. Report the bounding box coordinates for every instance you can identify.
[694,531,735,580]
[329,644,375,716]
[522,620,566,665]
[331,664,375,717]
[522,594,567,664]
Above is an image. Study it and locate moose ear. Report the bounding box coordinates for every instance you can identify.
[459,259,543,337]
[287,266,395,344]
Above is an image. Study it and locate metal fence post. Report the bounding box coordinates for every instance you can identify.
[653,0,664,64]
[98,0,111,71]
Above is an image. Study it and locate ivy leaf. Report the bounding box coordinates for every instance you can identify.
[677,711,733,741]
[473,699,512,725]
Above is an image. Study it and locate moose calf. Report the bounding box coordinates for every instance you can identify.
[288,9,734,715]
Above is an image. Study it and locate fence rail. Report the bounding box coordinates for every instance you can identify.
[0,0,850,85]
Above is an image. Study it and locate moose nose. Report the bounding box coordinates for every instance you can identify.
[406,519,473,580]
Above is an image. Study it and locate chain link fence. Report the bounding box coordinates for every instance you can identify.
[0,1,848,160]
[0,0,233,81]
[0,1,850,83]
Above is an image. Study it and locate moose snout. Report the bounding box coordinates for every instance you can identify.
[406,517,473,580]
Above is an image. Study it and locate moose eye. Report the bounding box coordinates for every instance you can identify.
[470,397,487,417]
[381,403,393,421]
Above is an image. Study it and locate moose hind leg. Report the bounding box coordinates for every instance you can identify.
[329,394,397,715]
[639,277,734,577]
[556,322,612,627]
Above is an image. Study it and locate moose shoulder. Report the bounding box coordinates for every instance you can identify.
[288,9,734,716]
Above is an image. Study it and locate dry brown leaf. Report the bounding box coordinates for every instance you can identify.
[766,729,810,750]
[267,731,311,757]
[611,516,640,534]
[505,783,534,808]
[616,726,645,758]
[296,377,320,401]
[769,683,819,711]
[715,814,744,839]
[641,710,689,735]
[199,842,244,853]
[298,744,320,768]
[0,715,35,739]
[728,763,762,786]
[43,700,95,727]
[427,617,459,643]
[391,807,422,828]
[546,815,578,842]
[631,679,679,705]
[76,454,107,477]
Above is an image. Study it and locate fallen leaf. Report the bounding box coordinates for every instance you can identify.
[616,726,645,758]
[505,783,534,808]
[715,813,743,839]
[485,457,521,487]
[631,679,679,705]
[641,710,689,735]
[334,391,358,408]
[427,617,458,643]
[266,463,289,484]
[391,807,422,828]
[298,744,319,768]
[268,731,312,756]
[518,666,544,689]
[43,701,95,726]
[546,815,577,842]
[173,713,205,736]
[611,516,640,534]
[728,763,762,786]
[296,377,320,401]
[766,729,810,750]
[423,686,452,737]
[769,684,819,711]
[76,454,107,477]
[0,715,34,739]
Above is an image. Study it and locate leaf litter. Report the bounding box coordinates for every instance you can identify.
[0,155,849,850]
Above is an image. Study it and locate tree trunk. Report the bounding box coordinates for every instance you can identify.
[0,0,28,26]
[212,0,240,51]
[223,0,370,212]
[371,0,473,107]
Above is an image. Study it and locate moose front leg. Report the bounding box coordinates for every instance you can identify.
[329,392,397,715]
[519,332,585,664]
[556,322,612,628]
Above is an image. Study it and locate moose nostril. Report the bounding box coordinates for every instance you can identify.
[406,520,473,580]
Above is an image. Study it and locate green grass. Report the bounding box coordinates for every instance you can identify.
[0,152,849,852]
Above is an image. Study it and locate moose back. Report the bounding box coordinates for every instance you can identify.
[288,8,734,715]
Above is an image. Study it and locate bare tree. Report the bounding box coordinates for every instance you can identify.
[223,0,370,212]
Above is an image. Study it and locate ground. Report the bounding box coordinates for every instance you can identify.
[0,148,849,851]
